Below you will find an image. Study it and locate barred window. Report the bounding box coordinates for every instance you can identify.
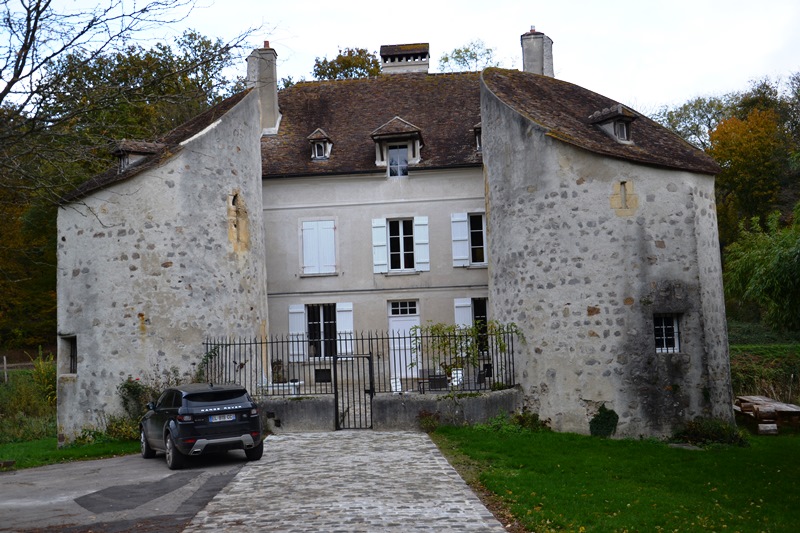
[654,314,680,353]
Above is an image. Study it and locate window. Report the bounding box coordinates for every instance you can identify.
[614,121,629,141]
[455,297,489,352]
[389,219,414,270]
[313,142,326,159]
[301,220,336,275]
[288,303,354,360]
[391,300,418,315]
[451,212,487,267]
[59,335,77,374]
[654,314,680,353]
[372,217,429,273]
[388,144,408,176]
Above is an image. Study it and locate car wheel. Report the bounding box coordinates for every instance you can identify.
[245,440,264,461]
[165,434,185,470]
[140,428,156,459]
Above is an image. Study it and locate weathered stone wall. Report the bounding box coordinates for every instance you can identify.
[56,91,268,441]
[481,84,733,437]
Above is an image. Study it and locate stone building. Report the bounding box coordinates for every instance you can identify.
[56,29,733,440]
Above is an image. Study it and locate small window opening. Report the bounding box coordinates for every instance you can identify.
[654,314,680,353]
[614,121,630,141]
[619,181,628,209]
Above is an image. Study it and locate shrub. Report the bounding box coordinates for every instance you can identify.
[474,410,550,433]
[672,418,749,447]
[29,347,57,407]
[589,405,619,438]
[417,410,441,433]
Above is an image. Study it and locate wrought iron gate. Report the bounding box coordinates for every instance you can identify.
[333,353,374,429]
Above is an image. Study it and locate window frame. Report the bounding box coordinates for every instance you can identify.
[372,216,429,274]
[654,314,681,353]
[388,144,409,177]
[452,212,487,267]
[288,302,354,361]
[300,218,337,276]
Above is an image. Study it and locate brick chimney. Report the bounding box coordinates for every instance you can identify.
[246,41,280,135]
[521,27,554,77]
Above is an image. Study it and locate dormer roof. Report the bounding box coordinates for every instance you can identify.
[370,116,423,144]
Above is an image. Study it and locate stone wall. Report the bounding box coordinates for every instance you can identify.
[56,91,268,441]
[481,84,734,437]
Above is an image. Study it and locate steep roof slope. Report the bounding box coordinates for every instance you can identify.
[261,73,483,178]
[481,68,720,175]
[63,89,251,202]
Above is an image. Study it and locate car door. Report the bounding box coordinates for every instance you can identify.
[142,389,174,451]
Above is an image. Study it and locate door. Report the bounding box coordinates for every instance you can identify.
[388,301,420,380]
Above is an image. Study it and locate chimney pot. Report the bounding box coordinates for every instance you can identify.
[264,40,270,48]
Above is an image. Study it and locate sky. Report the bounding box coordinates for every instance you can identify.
[152,0,800,114]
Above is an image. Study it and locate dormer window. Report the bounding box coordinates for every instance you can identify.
[388,144,408,176]
[614,121,629,141]
[110,140,164,174]
[307,128,333,160]
[589,104,637,144]
[473,122,482,152]
[371,116,423,177]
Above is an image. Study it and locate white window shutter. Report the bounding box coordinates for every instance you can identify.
[319,220,336,274]
[372,218,388,273]
[288,304,306,361]
[454,298,473,327]
[413,216,430,272]
[301,221,319,274]
[451,213,469,267]
[336,302,354,356]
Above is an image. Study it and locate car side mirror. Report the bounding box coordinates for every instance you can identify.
[146,401,156,411]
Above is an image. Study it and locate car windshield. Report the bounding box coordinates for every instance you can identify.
[185,391,249,406]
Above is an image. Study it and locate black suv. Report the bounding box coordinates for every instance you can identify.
[140,383,264,469]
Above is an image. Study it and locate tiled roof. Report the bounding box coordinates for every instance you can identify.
[62,89,252,202]
[481,68,720,175]
[261,73,483,178]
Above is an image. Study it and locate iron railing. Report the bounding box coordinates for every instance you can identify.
[202,329,516,397]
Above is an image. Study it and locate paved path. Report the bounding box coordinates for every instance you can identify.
[184,431,507,532]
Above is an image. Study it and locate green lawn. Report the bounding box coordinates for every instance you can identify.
[0,438,140,470]
[434,427,800,532]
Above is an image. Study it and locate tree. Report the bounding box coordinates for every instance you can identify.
[438,39,499,73]
[724,204,800,331]
[312,48,380,80]
[709,108,788,244]
[652,95,732,150]
[0,1,255,204]
[0,1,256,349]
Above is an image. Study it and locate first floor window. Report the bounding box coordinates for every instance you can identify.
[372,217,429,273]
[301,219,336,275]
[389,219,414,270]
[452,212,487,267]
[654,314,680,353]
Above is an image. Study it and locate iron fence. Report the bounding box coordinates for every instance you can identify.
[202,329,516,397]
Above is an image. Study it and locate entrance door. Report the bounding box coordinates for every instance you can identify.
[388,301,420,380]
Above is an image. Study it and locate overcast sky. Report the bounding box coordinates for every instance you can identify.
[159,0,799,114]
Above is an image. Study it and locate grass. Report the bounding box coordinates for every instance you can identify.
[0,437,140,470]
[433,426,800,532]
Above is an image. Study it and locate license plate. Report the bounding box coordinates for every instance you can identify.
[209,414,235,423]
